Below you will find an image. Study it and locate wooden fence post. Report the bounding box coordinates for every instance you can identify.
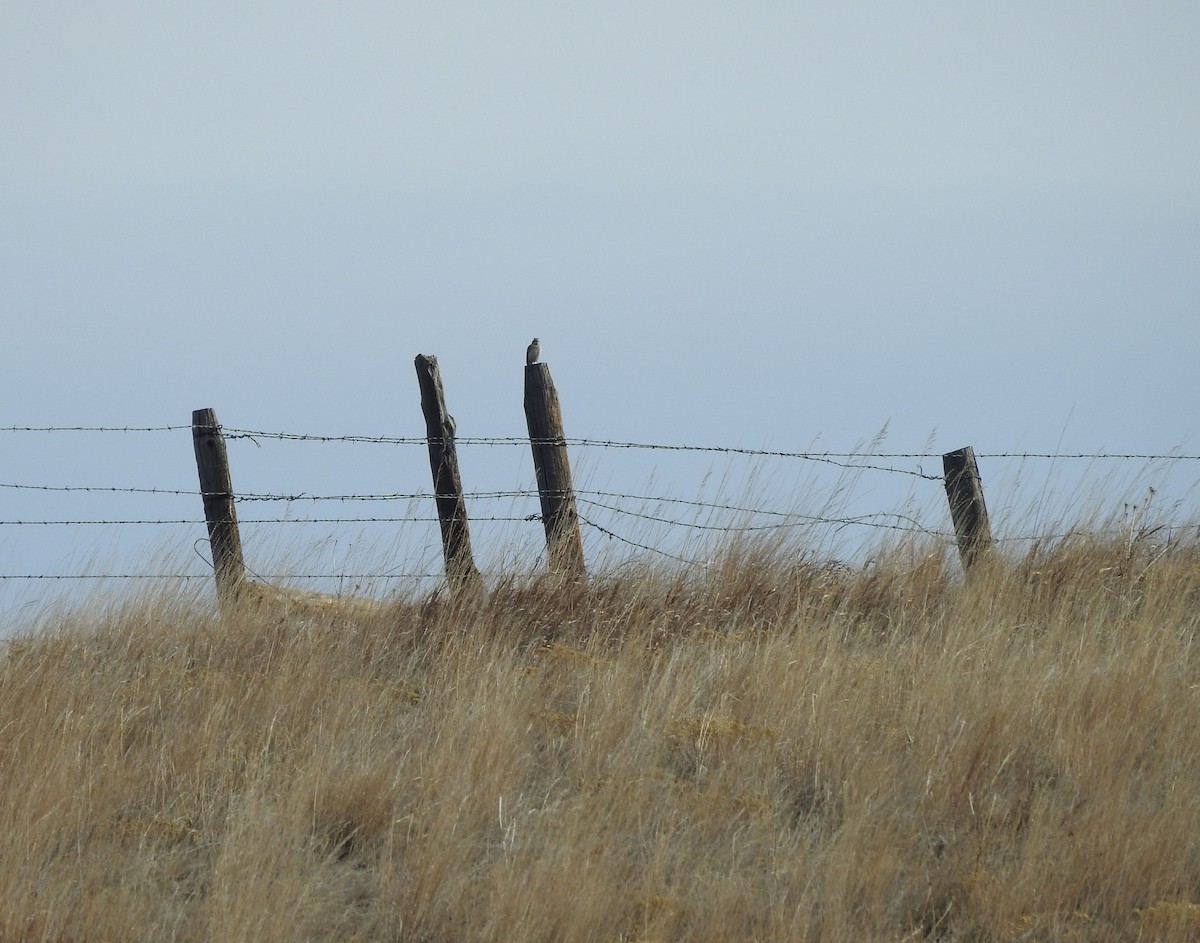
[192,408,246,606]
[943,446,995,574]
[523,362,586,579]
[414,354,481,591]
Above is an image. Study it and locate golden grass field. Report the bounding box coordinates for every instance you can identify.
[3,528,1199,942]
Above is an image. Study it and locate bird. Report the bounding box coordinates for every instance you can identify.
[526,338,541,366]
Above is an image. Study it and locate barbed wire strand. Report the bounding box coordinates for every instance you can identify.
[217,432,945,477]
[0,573,443,581]
[0,425,190,433]
[0,484,533,501]
[0,483,203,496]
[576,514,702,566]
[0,516,539,526]
[576,496,952,538]
[7,424,1198,460]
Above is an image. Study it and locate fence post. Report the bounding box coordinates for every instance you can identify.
[192,408,246,606]
[943,446,994,574]
[523,362,586,579]
[414,354,482,591]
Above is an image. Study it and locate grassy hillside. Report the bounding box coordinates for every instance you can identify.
[2,530,1199,942]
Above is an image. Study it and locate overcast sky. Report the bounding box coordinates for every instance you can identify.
[3,3,1198,612]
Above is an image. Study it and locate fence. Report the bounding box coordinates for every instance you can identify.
[3,356,1199,606]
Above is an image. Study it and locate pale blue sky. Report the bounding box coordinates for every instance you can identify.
[2,3,1198,610]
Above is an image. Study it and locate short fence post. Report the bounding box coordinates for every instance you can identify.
[192,408,246,606]
[523,362,586,579]
[943,446,994,574]
[414,354,481,591]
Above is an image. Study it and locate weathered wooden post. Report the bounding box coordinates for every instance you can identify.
[523,361,586,579]
[414,354,481,591]
[943,446,995,574]
[192,408,246,606]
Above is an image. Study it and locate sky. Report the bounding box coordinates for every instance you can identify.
[2,3,1199,615]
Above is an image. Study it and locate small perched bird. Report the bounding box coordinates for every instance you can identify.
[526,337,541,366]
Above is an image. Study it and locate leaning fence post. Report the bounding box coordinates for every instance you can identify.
[192,408,246,606]
[943,446,994,574]
[523,361,586,579]
[414,354,481,591]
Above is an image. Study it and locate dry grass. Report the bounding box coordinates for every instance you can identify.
[3,528,1200,942]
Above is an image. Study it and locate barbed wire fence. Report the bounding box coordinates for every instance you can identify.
[2,422,1198,596]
